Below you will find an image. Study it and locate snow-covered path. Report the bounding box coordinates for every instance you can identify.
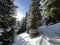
[13,23,60,45]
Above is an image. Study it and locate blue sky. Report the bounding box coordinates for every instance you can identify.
[14,0,30,15]
[14,0,30,21]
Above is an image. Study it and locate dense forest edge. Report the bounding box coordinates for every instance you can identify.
[0,0,60,45]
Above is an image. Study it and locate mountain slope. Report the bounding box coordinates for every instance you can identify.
[13,22,60,45]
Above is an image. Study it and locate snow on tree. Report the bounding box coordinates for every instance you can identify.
[0,0,17,45]
[40,0,60,25]
[0,0,17,29]
[17,17,26,34]
[26,0,42,38]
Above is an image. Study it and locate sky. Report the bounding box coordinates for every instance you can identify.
[14,0,30,21]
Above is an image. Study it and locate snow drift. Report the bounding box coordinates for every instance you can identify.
[13,23,60,45]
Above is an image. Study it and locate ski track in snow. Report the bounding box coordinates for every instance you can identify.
[13,22,60,45]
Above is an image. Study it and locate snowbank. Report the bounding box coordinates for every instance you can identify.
[13,23,60,45]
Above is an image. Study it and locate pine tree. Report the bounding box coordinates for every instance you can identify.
[0,0,17,45]
[40,0,60,25]
[0,0,16,29]
[17,17,26,34]
[26,0,42,38]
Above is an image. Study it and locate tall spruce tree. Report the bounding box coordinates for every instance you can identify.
[0,0,16,29]
[26,0,42,38]
[40,0,60,25]
[0,0,17,45]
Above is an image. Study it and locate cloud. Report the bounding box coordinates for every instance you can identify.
[16,11,25,21]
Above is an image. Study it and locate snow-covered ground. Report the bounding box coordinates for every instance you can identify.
[13,22,60,45]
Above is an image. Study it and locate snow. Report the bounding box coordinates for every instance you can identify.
[0,28,4,36]
[13,22,60,45]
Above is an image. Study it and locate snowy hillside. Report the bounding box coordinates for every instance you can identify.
[13,23,60,45]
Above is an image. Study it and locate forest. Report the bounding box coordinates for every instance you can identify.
[0,0,60,45]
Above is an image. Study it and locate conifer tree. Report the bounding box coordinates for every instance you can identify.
[40,0,60,25]
[0,0,16,29]
[17,17,26,34]
[0,0,17,45]
[26,0,42,38]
